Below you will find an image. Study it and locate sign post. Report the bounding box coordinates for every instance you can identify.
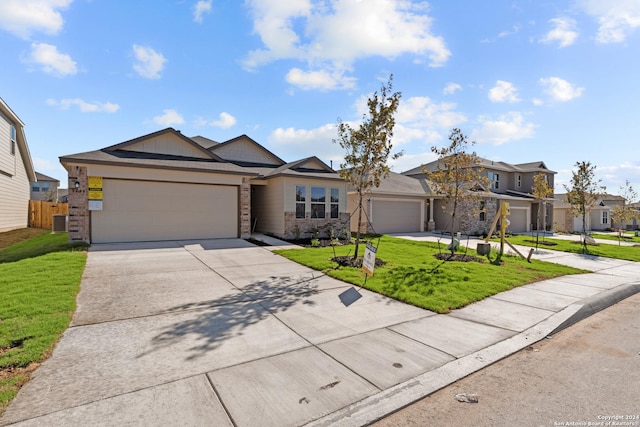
[362,242,377,276]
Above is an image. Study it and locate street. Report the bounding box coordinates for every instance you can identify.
[373,292,640,427]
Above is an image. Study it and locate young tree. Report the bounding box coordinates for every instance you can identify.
[610,180,639,245]
[564,161,605,253]
[335,75,402,259]
[428,128,489,255]
[532,172,554,248]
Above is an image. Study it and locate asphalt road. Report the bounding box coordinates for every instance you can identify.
[373,292,640,427]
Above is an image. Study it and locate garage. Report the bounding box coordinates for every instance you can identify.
[370,199,422,234]
[91,179,238,243]
[507,208,528,233]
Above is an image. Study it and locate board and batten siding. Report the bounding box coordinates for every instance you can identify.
[123,134,211,158]
[0,112,29,232]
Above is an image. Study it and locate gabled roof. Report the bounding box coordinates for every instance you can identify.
[35,172,59,183]
[210,134,285,166]
[361,171,433,197]
[248,156,342,181]
[105,128,224,161]
[190,135,219,150]
[0,97,36,182]
[403,156,557,176]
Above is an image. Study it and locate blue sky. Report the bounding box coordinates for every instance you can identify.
[1,0,639,199]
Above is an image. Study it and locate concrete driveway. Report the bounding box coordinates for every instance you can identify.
[3,237,639,426]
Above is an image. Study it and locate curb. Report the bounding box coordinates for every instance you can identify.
[548,282,640,336]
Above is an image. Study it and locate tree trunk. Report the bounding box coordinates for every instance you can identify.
[353,192,364,260]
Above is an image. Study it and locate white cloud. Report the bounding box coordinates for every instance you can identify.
[388,151,438,173]
[472,112,536,145]
[577,0,640,43]
[33,157,56,171]
[153,109,184,127]
[244,0,450,90]
[488,80,520,103]
[540,17,578,47]
[210,112,237,129]
[540,77,584,102]
[443,82,462,95]
[285,67,356,90]
[193,0,212,23]
[396,96,467,130]
[24,42,77,76]
[132,45,166,79]
[498,24,522,38]
[269,123,343,162]
[532,98,544,106]
[0,0,72,39]
[46,98,119,112]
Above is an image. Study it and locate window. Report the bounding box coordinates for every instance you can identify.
[517,174,521,188]
[488,172,500,190]
[330,188,339,219]
[10,125,16,155]
[295,186,306,219]
[602,211,608,225]
[32,184,40,192]
[479,201,486,222]
[41,182,50,192]
[311,187,326,219]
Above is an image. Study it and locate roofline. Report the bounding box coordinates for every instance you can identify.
[211,134,286,165]
[104,128,225,161]
[59,157,260,178]
[1,97,36,181]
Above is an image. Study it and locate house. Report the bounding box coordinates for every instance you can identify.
[31,172,60,201]
[59,128,348,243]
[0,98,36,232]
[387,158,557,235]
[347,171,433,234]
[553,193,630,232]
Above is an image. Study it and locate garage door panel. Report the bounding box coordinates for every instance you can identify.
[372,200,422,234]
[507,209,527,233]
[92,180,238,243]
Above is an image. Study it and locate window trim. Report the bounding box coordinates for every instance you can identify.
[330,188,339,219]
[295,185,306,219]
[602,210,608,225]
[310,186,326,219]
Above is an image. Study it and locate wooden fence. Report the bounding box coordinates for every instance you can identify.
[28,200,69,230]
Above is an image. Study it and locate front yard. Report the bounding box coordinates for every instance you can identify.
[276,235,586,314]
[0,230,88,414]
[502,235,640,262]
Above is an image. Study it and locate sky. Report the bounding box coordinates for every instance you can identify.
[1,0,639,199]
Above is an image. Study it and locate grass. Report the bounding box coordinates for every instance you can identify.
[0,229,88,414]
[590,232,640,244]
[275,235,585,314]
[502,235,640,262]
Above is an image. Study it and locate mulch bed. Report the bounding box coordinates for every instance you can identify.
[433,253,484,262]
[524,239,558,246]
[331,256,385,268]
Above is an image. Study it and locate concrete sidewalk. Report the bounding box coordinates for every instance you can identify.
[2,236,639,426]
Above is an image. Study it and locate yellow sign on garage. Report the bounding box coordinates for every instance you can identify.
[88,176,103,210]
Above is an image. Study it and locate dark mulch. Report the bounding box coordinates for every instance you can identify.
[433,253,484,262]
[332,256,385,268]
[524,239,558,246]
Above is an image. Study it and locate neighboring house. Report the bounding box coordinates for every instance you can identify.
[59,128,348,243]
[347,171,433,234]
[393,158,557,235]
[553,193,629,232]
[31,172,60,201]
[0,98,36,232]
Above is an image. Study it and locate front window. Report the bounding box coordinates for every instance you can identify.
[311,187,326,219]
[41,182,50,192]
[602,211,608,225]
[295,185,306,219]
[10,125,16,155]
[479,201,486,222]
[330,188,339,219]
[488,172,500,190]
[32,184,39,192]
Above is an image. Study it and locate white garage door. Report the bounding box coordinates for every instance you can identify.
[507,208,528,233]
[371,200,422,234]
[92,179,238,243]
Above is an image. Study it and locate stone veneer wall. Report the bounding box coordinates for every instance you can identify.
[67,165,89,242]
[284,212,351,239]
[456,197,499,236]
[240,178,251,238]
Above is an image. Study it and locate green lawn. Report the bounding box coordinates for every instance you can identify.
[504,235,640,262]
[275,235,585,314]
[0,230,88,413]
[590,232,640,244]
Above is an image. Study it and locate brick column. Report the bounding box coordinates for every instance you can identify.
[240,178,251,239]
[67,166,90,242]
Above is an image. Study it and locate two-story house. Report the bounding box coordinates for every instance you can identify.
[0,98,36,232]
[31,172,60,201]
[399,158,556,235]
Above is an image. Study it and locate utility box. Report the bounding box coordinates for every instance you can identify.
[52,214,67,233]
[476,242,491,256]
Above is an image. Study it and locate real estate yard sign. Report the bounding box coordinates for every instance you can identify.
[362,242,377,276]
[88,176,103,210]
